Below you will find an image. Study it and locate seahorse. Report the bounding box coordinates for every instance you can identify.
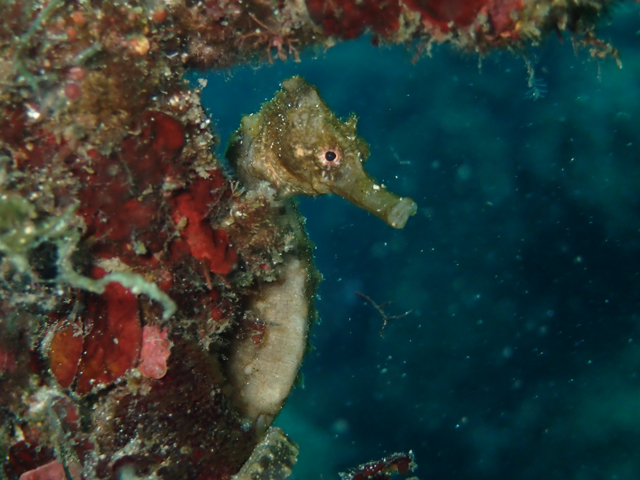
[223,77,416,433]
[226,76,417,229]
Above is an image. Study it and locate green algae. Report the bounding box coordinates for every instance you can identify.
[0,192,77,276]
[0,189,175,320]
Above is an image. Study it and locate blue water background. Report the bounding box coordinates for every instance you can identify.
[199,4,640,479]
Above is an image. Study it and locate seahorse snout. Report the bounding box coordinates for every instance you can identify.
[328,163,417,229]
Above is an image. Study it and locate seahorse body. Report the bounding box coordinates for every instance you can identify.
[223,77,416,432]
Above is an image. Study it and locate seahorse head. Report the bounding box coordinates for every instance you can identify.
[227,76,417,229]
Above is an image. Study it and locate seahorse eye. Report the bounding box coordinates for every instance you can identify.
[318,147,342,169]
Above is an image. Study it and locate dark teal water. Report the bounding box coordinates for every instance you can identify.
[200,4,640,478]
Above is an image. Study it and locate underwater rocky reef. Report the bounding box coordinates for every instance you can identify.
[0,0,630,479]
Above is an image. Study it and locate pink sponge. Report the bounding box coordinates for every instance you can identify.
[139,325,172,379]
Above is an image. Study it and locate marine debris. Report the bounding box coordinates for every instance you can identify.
[0,0,622,478]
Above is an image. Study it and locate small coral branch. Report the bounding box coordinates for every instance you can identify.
[356,291,413,337]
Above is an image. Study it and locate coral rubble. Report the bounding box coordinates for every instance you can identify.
[339,451,417,480]
[0,0,621,478]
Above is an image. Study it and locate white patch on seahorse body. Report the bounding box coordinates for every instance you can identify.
[225,255,310,429]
